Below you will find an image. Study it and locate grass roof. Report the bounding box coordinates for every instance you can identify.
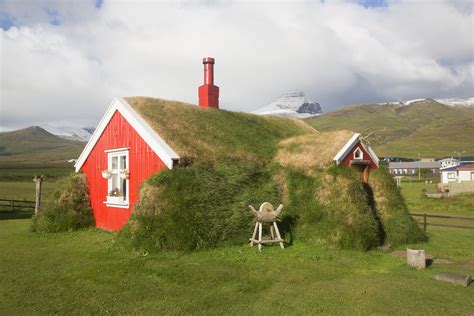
[275,130,354,171]
[125,97,316,164]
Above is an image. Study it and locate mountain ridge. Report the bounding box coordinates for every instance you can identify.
[306,99,474,158]
[0,126,85,167]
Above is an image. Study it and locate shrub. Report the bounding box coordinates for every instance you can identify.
[368,168,426,245]
[32,173,94,232]
[119,160,280,252]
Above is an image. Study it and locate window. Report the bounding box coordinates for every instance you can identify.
[105,148,129,207]
[447,172,456,180]
[354,147,363,160]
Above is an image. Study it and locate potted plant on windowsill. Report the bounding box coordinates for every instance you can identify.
[107,188,124,204]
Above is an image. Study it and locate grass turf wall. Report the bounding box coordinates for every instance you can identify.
[119,161,280,252]
[368,167,426,245]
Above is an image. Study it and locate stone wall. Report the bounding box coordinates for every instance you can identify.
[448,182,474,195]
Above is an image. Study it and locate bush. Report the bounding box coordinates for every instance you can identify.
[368,168,426,245]
[119,160,280,252]
[32,173,94,232]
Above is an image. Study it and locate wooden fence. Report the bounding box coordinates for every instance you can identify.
[0,199,36,213]
[410,213,474,231]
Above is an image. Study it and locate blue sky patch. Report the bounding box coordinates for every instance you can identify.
[357,0,388,8]
[0,11,15,30]
[47,8,61,26]
[95,0,103,9]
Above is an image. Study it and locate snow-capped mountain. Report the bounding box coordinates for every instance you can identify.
[252,91,322,119]
[435,97,474,107]
[39,124,94,141]
[380,97,474,107]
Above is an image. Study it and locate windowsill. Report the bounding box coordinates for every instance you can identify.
[103,200,129,208]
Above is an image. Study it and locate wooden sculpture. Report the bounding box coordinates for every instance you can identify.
[249,202,284,251]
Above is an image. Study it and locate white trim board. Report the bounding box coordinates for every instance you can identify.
[333,133,379,166]
[74,97,180,172]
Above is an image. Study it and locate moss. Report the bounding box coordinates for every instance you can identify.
[31,173,94,233]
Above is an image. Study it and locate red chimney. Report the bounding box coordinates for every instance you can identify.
[198,57,219,109]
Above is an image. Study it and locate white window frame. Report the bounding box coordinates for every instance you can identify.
[104,148,129,208]
[353,147,363,160]
[447,172,456,180]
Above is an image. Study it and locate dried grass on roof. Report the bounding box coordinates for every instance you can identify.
[124,96,314,163]
[275,130,354,171]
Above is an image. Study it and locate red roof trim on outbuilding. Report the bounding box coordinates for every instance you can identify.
[333,133,379,167]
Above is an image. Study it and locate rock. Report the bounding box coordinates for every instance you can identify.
[433,258,454,265]
[296,101,322,115]
[433,274,472,288]
[407,249,426,269]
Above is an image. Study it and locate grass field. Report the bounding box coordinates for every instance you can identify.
[0,170,473,314]
[0,220,472,315]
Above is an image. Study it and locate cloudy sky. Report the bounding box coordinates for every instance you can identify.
[0,0,473,130]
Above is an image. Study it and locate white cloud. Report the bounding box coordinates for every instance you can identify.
[0,0,473,130]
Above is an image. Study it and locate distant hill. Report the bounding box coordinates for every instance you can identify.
[0,126,85,168]
[306,99,474,158]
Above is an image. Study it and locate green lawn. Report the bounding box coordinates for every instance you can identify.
[0,181,57,203]
[0,178,473,314]
[400,182,474,229]
[0,220,472,314]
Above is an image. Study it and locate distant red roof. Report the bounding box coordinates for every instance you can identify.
[457,163,474,171]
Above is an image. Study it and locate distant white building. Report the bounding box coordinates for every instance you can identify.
[440,163,474,184]
[437,157,460,169]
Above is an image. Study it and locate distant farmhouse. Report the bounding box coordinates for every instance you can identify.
[438,157,460,169]
[440,163,474,184]
[388,161,441,176]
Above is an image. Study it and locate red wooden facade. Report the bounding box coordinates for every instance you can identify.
[81,111,167,231]
[340,141,378,182]
[341,141,378,169]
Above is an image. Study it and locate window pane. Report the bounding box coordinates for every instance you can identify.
[122,178,127,200]
[112,156,118,169]
[120,155,127,169]
[112,174,119,191]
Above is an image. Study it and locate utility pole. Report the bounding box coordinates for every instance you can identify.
[418,153,421,181]
[454,150,465,163]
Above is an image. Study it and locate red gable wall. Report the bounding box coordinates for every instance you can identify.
[341,141,378,169]
[81,111,167,231]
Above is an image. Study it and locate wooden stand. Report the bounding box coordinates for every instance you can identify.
[249,221,284,251]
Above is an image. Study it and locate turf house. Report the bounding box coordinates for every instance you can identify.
[73,58,424,250]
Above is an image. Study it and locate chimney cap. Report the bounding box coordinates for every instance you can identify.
[203,57,215,64]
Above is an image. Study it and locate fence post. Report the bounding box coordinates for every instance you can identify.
[423,213,427,232]
[11,199,14,212]
[33,175,44,214]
